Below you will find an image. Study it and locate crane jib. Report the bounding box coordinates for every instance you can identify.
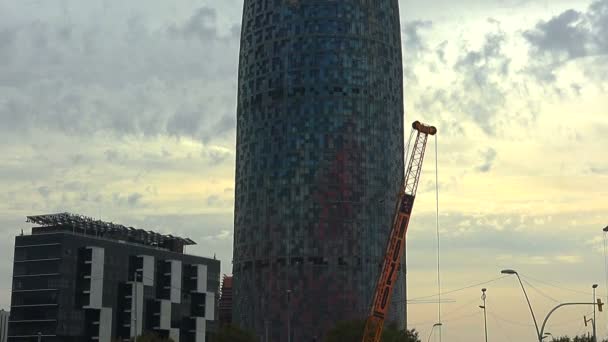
[362,121,436,342]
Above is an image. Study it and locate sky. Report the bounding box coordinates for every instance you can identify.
[0,0,607,341]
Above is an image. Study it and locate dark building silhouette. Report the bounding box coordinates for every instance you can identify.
[8,213,220,342]
[218,275,233,327]
[233,0,405,340]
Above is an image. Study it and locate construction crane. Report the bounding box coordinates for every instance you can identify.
[362,120,437,342]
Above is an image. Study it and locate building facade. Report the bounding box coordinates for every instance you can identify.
[8,213,220,342]
[218,276,233,327]
[233,0,405,340]
[1,310,8,342]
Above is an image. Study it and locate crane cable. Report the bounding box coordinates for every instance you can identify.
[604,230,608,334]
[435,134,442,342]
[402,127,415,325]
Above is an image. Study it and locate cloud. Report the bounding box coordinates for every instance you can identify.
[476,148,497,173]
[554,255,584,264]
[168,7,219,41]
[112,192,144,208]
[204,148,233,166]
[37,186,51,199]
[524,9,589,60]
[0,4,240,143]
[523,0,608,83]
[402,20,433,84]
[413,25,513,136]
[403,20,433,55]
[127,193,143,206]
[590,166,608,174]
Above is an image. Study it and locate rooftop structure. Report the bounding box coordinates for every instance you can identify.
[27,212,195,253]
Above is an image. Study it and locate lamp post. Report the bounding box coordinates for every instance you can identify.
[593,284,598,342]
[479,288,488,342]
[603,226,608,341]
[427,323,442,342]
[540,300,603,340]
[501,269,541,341]
[286,289,292,342]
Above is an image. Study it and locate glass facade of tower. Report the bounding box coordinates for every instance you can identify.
[233,0,404,340]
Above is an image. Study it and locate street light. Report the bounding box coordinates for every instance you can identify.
[479,288,488,342]
[427,323,442,342]
[593,284,598,342]
[501,269,541,341]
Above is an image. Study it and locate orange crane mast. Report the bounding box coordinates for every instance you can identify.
[362,121,437,342]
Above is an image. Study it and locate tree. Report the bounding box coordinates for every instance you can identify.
[325,320,365,342]
[382,323,421,342]
[133,332,174,342]
[325,320,421,342]
[549,335,608,342]
[214,324,257,342]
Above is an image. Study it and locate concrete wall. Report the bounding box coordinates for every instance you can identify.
[86,246,105,309]
[0,310,9,342]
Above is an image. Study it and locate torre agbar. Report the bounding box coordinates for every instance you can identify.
[233,0,405,340]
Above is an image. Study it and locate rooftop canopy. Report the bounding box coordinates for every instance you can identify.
[26,212,196,252]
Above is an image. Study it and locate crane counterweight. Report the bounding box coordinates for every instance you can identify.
[412,121,437,135]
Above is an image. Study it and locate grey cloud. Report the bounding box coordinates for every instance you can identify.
[37,186,51,199]
[454,30,510,80]
[435,40,448,64]
[406,212,594,274]
[206,195,221,207]
[589,0,608,53]
[0,28,16,60]
[213,114,237,136]
[70,154,86,165]
[476,148,497,173]
[523,0,608,83]
[112,192,144,207]
[205,194,233,208]
[402,20,433,84]
[168,7,219,41]
[0,3,240,143]
[403,20,433,54]
[105,149,127,164]
[127,193,143,206]
[166,109,204,139]
[590,166,608,174]
[454,30,511,135]
[415,28,511,136]
[524,9,588,60]
[205,149,232,166]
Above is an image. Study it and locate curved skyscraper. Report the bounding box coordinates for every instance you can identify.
[233,1,405,340]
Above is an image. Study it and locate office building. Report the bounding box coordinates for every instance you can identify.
[8,213,220,342]
[233,0,405,340]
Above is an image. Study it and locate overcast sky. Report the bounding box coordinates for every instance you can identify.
[1,0,607,341]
